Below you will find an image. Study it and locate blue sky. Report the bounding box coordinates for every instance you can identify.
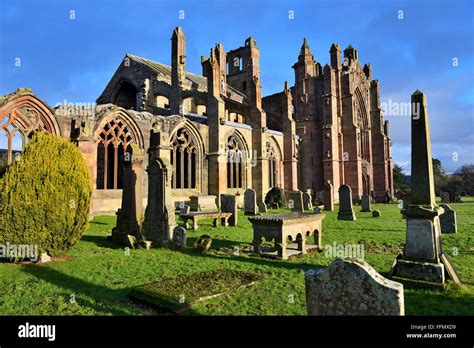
[1,0,473,174]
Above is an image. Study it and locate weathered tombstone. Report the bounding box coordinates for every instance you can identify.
[171,226,187,250]
[143,157,177,246]
[244,188,257,215]
[372,210,381,218]
[392,90,455,284]
[361,195,372,212]
[258,202,268,213]
[441,192,450,203]
[324,182,334,212]
[303,192,313,211]
[221,194,238,226]
[337,185,356,220]
[289,191,304,212]
[305,259,404,315]
[193,235,212,252]
[112,144,144,245]
[439,204,457,234]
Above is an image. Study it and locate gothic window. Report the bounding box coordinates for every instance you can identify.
[266,141,278,188]
[226,135,244,189]
[96,117,134,190]
[0,108,47,166]
[170,128,197,189]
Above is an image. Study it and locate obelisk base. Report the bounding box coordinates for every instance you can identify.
[393,208,446,283]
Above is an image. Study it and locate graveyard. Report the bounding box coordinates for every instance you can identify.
[0,197,472,316]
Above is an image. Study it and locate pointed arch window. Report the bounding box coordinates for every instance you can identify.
[266,141,279,188]
[0,109,46,166]
[96,117,134,190]
[226,135,244,189]
[170,128,197,189]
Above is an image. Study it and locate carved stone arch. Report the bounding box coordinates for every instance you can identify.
[354,87,370,162]
[265,136,283,161]
[265,136,283,189]
[354,87,369,130]
[225,130,250,189]
[168,120,205,191]
[94,108,144,150]
[0,91,60,165]
[94,108,144,190]
[0,92,60,135]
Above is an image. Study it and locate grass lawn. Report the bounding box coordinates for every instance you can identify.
[0,198,473,316]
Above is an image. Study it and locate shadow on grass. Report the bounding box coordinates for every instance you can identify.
[179,241,326,273]
[20,265,200,316]
[89,220,110,225]
[79,235,123,250]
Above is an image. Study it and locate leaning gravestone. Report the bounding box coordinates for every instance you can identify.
[439,204,457,234]
[244,188,257,215]
[221,194,238,226]
[392,90,456,284]
[289,191,304,212]
[305,259,404,315]
[303,192,313,211]
[337,185,356,220]
[171,226,187,250]
[324,182,334,211]
[361,195,372,212]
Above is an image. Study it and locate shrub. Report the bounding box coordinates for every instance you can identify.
[0,132,92,257]
[264,187,286,207]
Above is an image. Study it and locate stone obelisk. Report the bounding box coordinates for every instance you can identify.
[393,90,446,283]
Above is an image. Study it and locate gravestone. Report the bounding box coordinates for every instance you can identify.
[244,188,257,215]
[289,191,304,212]
[171,226,187,250]
[441,192,450,203]
[439,204,457,234]
[258,202,268,213]
[372,210,381,218]
[324,182,334,211]
[143,156,177,246]
[392,90,455,284]
[112,144,144,246]
[303,192,313,211]
[221,194,238,226]
[361,195,372,212]
[337,185,356,220]
[305,259,404,315]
